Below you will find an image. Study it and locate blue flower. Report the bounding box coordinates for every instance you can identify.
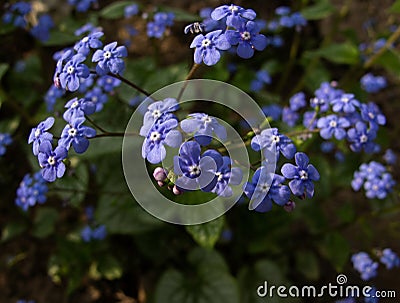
[44,85,64,112]
[347,122,378,153]
[15,172,48,211]
[360,102,386,130]
[2,1,31,28]
[380,248,400,269]
[313,82,344,112]
[262,104,282,121]
[30,14,54,42]
[28,117,55,156]
[202,152,243,197]
[250,70,271,92]
[74,31,103,56]
[281,152,320,198]
[225,20,268,59]
[251,128,296,160]
[96,75,121,92]
[211,4,256,27]
[92,42,128,75]
[383,149,397,165]
[173,141,220,192]
[302,111,318,129]
[275,6,291,16]
[142,116,182,164]
[331,93,360,113]
[364,287,379,303]
[84,87,108,112]
[282,107,299,127]
[190,30,231,66]
[289,92,307,111]
[364,173,395,199]
[124,4,139,18]
[74,23,96,36]
[244,167,291,212]
[63,97,96,122]
[290,12,307,27]
[53,48,74,86]
[361,73,387,93]
[180,113,227,146]
[147,21,166,38]
[154,12,175,27]
[59,54,90,92]
[317,114,351,140]
[78,74,95,93]
[68,0,98,12]
[140,98,179,136]
[81,224,107,242]
[200,7,226,32]
[59,117,96,154]
[0,133,12,156]
[351,252,378,281]
[38,141,68,182]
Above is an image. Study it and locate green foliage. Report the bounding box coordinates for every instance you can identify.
[100,1,139,19]
[186,216,224,248]
[304,43,360,65]
[33,207,59,238]
[300,0,336,20]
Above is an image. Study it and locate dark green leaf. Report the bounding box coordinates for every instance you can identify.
[97,255,123,280]
[318,232,350,272]
[375,49,400,77]
[389,0,400,13]
[100,1,138,19]
[186,216,224,248]
[304,43,360,65]
[44,30,78,46]
[1,221,27,242]
[32,207,59,238]
[301,0,336,20]
[0,64,9,80]
[295,250,320,280]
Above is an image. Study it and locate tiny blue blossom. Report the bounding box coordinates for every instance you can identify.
[250,70,271,92]
[313,82,344,112]
[28,117,55,156]
[380,248,400,269]
[331,93,360,113]
[282,107,299,127]
[317,115,351,140]
[147,22,166,38]
[351,252,378,281]
[289,92,307,111]
[383,149,397,165]
[364,287,379,303]
[92,42,128,75]
[30,14,54,42]
[74,31,103,56]
[347,122,378,153]
[38,141,68,182]
[244,167,291,212]
[225,20,268,59]
[262,104,282,121]
[302,111,318,129]
[211,4,256,27]
[63,97,96,122]
[68,0,98,12]
[84,87,108,112]
[180,113,227,146]
[251,128,296,160]
[81,224,107,242]
[0,133,12,156]
[96,75,121,92]
[281,152,320,198]
[124,4,139,18]
[44,85,65,112]
[59,54,90,92]
[15,172,48,211]
[2,1,31,28]
[361,73,387,93]
[190,30,231,66]
[360,102,386,130]
[59,117,96,154]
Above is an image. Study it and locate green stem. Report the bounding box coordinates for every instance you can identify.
[176,63,201,101]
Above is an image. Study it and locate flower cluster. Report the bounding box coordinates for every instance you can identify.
[267,6,307,31]
[53,28,127,92]
[124,4,139,18]
[352,249,400,282]
[2,1,31,28]
[351,161,395,199]
[15,172,48,211]
[250,69,271,92]
[30,14,54,42]
[81,225,107,242]
[360,73,387,93]
[147,12,175,39]
[68,0,98,12]
[0,133,12,156]
[188,4,269,65]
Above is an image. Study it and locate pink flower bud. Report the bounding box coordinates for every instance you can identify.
[283,201,296,212]
[153,167,167,182]
[172,185,182,195]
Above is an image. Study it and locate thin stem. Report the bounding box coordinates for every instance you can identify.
[177,63,201,101]
[364,25,400,69]
[85,115,109,133]
[89,70,151,97]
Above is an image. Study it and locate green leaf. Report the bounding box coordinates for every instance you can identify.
[389,0,400,13]
[96,197,163,235]
[1,221,27,242]
[318,232,350,272]
[304,43,360,65]
[32,207,59,238]
[100,1,138,19]
[186,216,224,248]
[154,248,239,303]
[301,0,336,20]
[375,49,400,77]
[0,64,9,80]
[97,255,123,280]
[44,30,78,46]
[295,250,320,280]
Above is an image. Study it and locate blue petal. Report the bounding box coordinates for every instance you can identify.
[164,130,182,148]
[203,48,221,66]
[295,152,309,168]
[281,163,297,179]
[251,34,268,51]
[237,42,254,59]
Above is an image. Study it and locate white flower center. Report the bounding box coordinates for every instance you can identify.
[216,172,223,182]
[189,164,201,176]
[368,112,375,119]
[229,5,238,13]
[35,129,41,137]
[104,51,112,59]
[47,156,56,166]
[272,135,280,143]
[202,38,211,48]
[92,96,98,102]
[107,78,113,83]
[360,135,368,143]
[150,131,161,142]
[201,115,212,123]
[329,120,337,128]
[299,170,308,180]
[67,66,75,74]
[260,183,270,193]
[241,31,251,40]
[82,36,89,43]
[152,109,161,118]
[372,184,379,191]
[71,100,79,108]
[68,127,77,137]
[342,97,349,103]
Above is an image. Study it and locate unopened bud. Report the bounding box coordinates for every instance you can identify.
[172,185,182,195]
[153,167,167,182]
[283,201,296,212]
[157,181,164,187]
